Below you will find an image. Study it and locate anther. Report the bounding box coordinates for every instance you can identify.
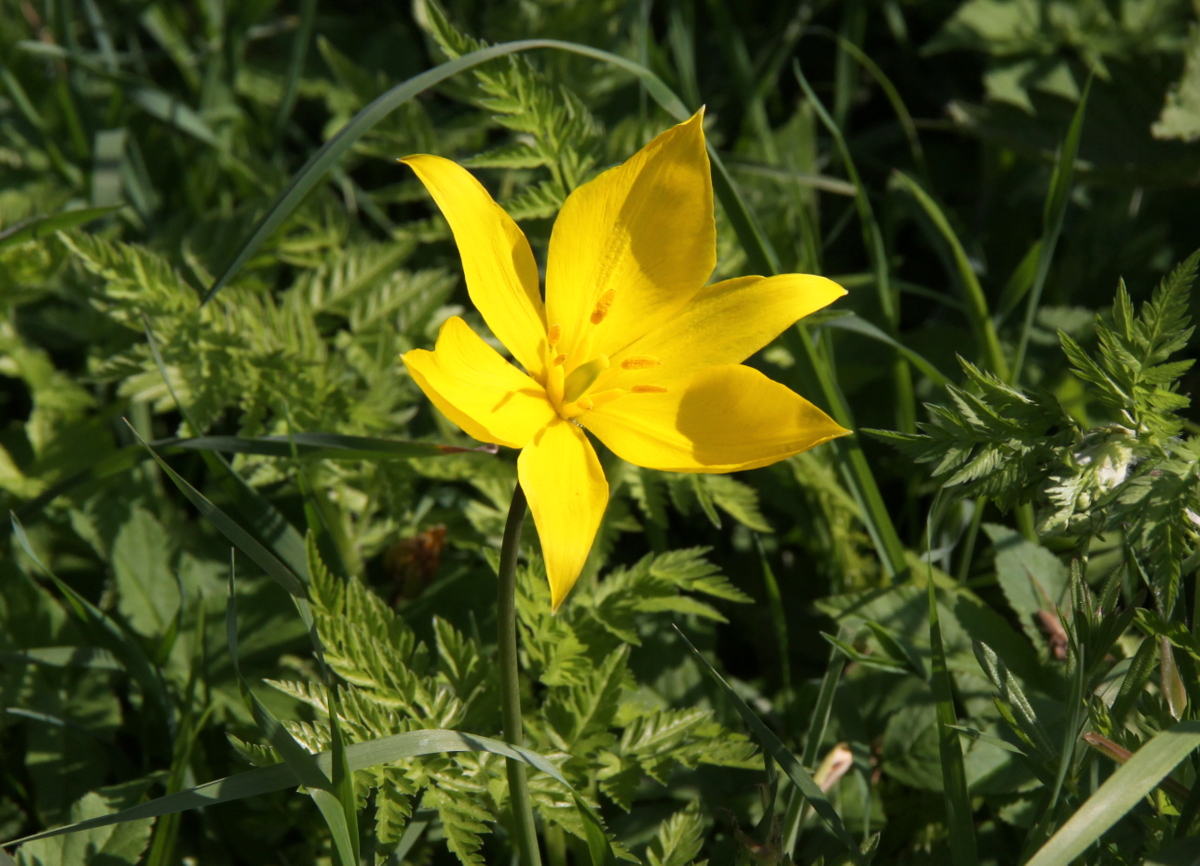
[575,396,594,411]
[547,323,562,346]
[620,355,661,370]
[590,289,616,324]
[553,353,568,366]
[631,384,668,394]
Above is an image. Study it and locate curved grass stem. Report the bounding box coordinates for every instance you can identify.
[498,483,542,866]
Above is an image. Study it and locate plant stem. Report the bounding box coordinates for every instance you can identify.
[498,483,542,866]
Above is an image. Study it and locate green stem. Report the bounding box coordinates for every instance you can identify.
[545,822,567,866]
[956,497,986,584]
[498,484,542,866]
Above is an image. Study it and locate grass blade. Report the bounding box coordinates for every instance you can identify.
[7,727,603,848]
[783,627,851,855]
[755,535,790,695]
[1025,722,1200,866]
[203,39,682,305]
[274,0,317,141]
[890,171,1008,379]
[129,425,307,601]
[0,206,119,250]
[157,433,496,460]
[928,576,979,866]
[1011,76,1092,383]
[225,555,356,866]
[805,27,927,177]
[673,624,865,865]
[140,317,310,581]
[9,512,172,725]
[821,311,950,386]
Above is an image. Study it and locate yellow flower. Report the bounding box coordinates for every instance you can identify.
[400,110,850,610]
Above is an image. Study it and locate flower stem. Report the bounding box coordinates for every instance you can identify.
[498,482,542,866]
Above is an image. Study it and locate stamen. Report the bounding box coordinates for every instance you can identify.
[620,355,661,370]
[563,354,610,403]
[547,362,565,407]
[547,323,562,346]
[575,396,594,410]
[553,353,568,366]
[631,384,668,394]
[590,289,616,324]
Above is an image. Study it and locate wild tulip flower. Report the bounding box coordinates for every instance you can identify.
[400,110,850,610]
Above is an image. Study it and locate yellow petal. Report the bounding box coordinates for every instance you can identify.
[544,110,715,363]
[401,155,547,375]
[518,419,608,610]
[401,317,555,448]
[604,273,846,389]
[583,364,849,473]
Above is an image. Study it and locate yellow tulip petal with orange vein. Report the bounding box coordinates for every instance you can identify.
[401,317,555,449]
[584,364,850,473]
[401,155,547,376]
[544,110,715,362]
[602,273,846,390]
[518,419,609,610]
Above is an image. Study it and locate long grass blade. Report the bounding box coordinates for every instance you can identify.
[928,575,979,865]
[7,726,604,848]
[1011,77,1092,383]
[1025,722,1200,866]
[9,512,172,724]
[890,171,1007,378]
[141,318,311,580]
[804,27,927,177]
[673,624,865,865]
[783,627,851,855]
[157,433,496,460]
[821,312,950,386]
[0,205,119,250]
[226,556,356,866]
[202,38,690,305]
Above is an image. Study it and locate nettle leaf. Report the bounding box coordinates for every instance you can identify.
[14,781,154,866]
[110,506,180,639]
[983,523,1069,651]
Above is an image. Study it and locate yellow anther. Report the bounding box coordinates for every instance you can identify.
[620,355,661,370]
[563,354,610,403]
[590,289,616,324]
[575,396,594,410]
[553,353,568,366]
[547,323,562,346]
[631,384,668,394]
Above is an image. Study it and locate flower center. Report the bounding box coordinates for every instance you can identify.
[539,291,668,421]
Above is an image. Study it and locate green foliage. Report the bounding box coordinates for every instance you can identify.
[870,359,1076,510]
[14,782,154,866]
[4,0,1200,863]
[248,538,754,863]
[878,252,1200,612]
[421,0,604,217]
